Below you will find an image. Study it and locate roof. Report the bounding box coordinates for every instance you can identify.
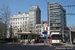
[41,21,48,24]
[16,32,41,36]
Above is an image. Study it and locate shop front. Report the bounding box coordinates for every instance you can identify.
[16,32,41,42]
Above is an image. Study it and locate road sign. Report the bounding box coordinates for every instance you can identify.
[42,31,47,34]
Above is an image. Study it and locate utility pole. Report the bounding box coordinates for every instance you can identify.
[47,2,50,37]
[62,27,65,42]
[70,28,72,44]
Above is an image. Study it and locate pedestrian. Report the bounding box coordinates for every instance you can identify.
[48,37,50,45]
[32,39,35,44]
[46,39,48,45]
[44,39,46,45]
[28,39,30,44]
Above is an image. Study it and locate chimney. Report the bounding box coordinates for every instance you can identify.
[18,12,20,14]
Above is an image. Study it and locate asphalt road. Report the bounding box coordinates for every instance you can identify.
[0,44,55,50]
[0,44,75,50]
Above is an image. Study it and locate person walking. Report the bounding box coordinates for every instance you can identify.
[32,39,35,44]
[44,39,46,45]
[28,39,30,44]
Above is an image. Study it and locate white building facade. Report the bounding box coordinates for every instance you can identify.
[10,5,41,37]
[10,12,29,37]
[35,21,50,37]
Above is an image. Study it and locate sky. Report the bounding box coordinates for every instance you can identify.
[0,0,75,27]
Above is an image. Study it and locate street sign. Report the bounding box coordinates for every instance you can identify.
[42,31,47,34]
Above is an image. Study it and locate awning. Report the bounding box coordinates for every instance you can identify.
[16,32,42,36]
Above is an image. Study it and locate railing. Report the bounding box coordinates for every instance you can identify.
[50,25,61,27]
[50,17,61,19]
[50,21,61,23]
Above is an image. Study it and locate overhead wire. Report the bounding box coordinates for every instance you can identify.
[67,0,75,22]
[45,0,48,4]
[70,0,75,26]
[60,0,68,5]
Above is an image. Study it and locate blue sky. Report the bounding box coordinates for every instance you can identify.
[0,0,75,27]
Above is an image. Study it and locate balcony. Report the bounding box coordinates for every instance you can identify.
[50,17,61,20]
[50,7,60,9]
[50,30,61,32]
[50,21,61,23]
[50,10,60,13]
[28,26,34,27]
[50,14,61,16]
[50,25,61,27]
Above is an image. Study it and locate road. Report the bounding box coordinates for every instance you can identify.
[0,44,55,50]
[0,43,75,50]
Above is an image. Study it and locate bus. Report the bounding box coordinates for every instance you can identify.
[50,32,62,45]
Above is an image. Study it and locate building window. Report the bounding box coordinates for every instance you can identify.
[29,14,34,16]
[20,18,21,20]
[23,15,24,17]
[56,19,61,22]
[40,30,41,32]
[50,8,60,12]
[36,26,38,28]
[16,19,17,21]
[46,27,48,30]
[29,11,35,13]
[23,25,24,27]
[26,18,27,20]
[25,22,27,24]
[23,22,24,24]
[23,18,24,20]
[29,17,34,19]
[43,28,44,30]
[18,22,19,24]
[20,22,22,24]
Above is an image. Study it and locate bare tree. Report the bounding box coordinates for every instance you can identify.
[0,5,11,39]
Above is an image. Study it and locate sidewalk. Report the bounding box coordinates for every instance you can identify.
[22,42,50,46]
[28,43,45,45]
[6,42,75,47]
[7,42,21,44]
[61,42,75,47]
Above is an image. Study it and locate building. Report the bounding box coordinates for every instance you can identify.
[0,21,5,38]
[35,21,49,37]
[68,26,75,32]
[29,5,41,33]
[65,27,75,44]
[48,2,66,37]
[10,12,29,37]
[36,24,41,35]
[10,5,41,38]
